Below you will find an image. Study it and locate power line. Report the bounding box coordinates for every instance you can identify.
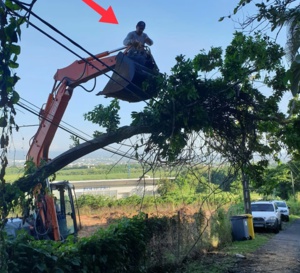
[16,98,142,162]
[19,97,92,140]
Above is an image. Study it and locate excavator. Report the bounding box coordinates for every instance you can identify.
[4,46,159,240]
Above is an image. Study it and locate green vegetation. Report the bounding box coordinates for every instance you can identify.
[3,209,235,273]
[4,215,151,273]
[224,233,273,255]
[288,198,300,216]
[5,163,168,182]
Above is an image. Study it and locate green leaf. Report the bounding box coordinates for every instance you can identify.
[0,117,7,128]
[5,21,19,43]
[35,262,47,271]
[289,56,300,96]
[10,44,20,55]
[10,91,20,104]
[54,268,65,273]
[8,60,19,68]
[5,1,21,11]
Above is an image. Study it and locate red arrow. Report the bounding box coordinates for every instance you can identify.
[82,0,118,24]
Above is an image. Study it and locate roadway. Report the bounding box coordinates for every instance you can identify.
[68,178,166,190]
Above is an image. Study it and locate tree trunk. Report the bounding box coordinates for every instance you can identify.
[15,125,153,192]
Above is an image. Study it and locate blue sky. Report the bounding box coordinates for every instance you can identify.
[8,0,289,162]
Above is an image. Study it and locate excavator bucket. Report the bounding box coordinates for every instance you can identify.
[98,52,159,102]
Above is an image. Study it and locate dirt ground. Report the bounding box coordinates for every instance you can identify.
[77,205,200,238]
[77,215,107,237]
[229,219,300,273]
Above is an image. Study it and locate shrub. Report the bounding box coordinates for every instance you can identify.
[210,208,232,248]
[4,215,151,273]
[287,197,300,216]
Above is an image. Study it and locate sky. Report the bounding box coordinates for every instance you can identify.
[7,0,290,163]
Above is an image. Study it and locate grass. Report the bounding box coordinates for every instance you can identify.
[179,233,273,273]
[182,255,235,273]
[4,167,25,182]
[223,233,272,254]
[4,164,159,182]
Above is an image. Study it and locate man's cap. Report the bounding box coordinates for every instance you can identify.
[136,21,146,28]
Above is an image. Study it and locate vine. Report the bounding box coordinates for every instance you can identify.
[0,1,24,271]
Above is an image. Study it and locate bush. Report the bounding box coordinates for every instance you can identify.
[77,194,114,209]
[287,197,300,216]
[4,215,151,273]
[210,208,232,248]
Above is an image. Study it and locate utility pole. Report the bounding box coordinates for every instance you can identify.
[242,170,251,214]
[291,170,295,201]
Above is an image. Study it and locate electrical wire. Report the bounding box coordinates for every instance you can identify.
[20,97,91,139]
[16,98,144,162]
[9,0,157,104]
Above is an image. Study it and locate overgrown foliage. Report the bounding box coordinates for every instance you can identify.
[0,0,22,219]
[5,215,150,273]
[0,1,24,271]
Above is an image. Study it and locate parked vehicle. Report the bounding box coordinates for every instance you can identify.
[273,200,290,222]
[251,201,282,233]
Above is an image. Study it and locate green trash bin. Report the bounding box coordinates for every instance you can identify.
[230,215,249,241]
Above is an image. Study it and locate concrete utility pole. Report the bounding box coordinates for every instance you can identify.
[291,170,296,201]
[242,171,252,214]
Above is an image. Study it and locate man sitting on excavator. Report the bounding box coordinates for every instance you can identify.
[123,21,153,49]
[123,21,154,68]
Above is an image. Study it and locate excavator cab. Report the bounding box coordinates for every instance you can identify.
[98,47,160,102]
[50,181,81,240]
[4,181,81,241]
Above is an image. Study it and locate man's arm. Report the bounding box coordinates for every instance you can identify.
[144,34,153,46]
[123,32,133,46]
